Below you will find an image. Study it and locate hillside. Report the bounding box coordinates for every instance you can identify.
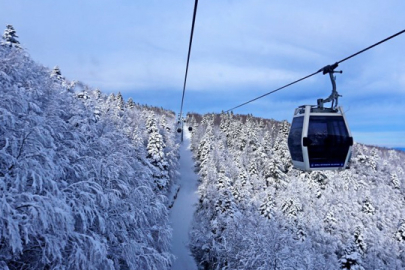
[2,26,405,270]
[0,40,180,269]
[187,112,405,269]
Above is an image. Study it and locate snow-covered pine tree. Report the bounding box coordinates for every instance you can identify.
[126,97,135,109]
[116,91,124,111]
[259,193,275,220]
[50,65,65,82]
[106,92,115,104]
[146,111,170,190]
[1,24,21,48]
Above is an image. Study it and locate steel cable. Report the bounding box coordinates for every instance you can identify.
[226,28,405,112]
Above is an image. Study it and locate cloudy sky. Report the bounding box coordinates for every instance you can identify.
[1,0,404,148]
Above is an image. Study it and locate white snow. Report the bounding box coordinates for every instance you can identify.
[170,130,199,270]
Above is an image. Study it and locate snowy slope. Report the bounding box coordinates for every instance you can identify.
[170,130,199,270]
[0,40,179,269]
[3,25,405,270]
[188,112,405,270]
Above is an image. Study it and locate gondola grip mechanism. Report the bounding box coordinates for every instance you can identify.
[317,63,343,110]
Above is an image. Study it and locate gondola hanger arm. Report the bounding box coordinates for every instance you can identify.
[317,63,343,110]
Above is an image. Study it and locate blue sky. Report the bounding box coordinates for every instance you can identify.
[1,0,404,148]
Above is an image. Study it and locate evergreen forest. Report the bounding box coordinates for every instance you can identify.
[1,25,405,270]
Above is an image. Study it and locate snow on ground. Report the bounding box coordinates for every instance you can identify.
[170,130,199,270]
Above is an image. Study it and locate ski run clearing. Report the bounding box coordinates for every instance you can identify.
[169,130,199,270]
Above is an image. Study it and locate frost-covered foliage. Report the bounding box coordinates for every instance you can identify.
[0,38,179,269]
[188,112,405,270]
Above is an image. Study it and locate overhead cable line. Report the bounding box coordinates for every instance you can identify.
[179,0,199,120]
[335,29,405,64]
[226,70,320,112]
[225,28,405,112]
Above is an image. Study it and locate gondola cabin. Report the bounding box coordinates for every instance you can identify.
[288,105,353,171]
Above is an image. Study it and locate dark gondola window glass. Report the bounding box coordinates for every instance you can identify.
[307,116,350,168]
[288,116,304,162]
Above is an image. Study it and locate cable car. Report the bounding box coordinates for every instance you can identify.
[188,126,193,132]
[287,63,353,171]
[176,115,185,134]
[176,121,182,133]
[176,119,182,133]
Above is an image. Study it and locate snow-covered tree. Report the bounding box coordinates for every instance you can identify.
[50,65,64,81]
[146,112,170,190]
[1,24,21,48]
[116,91,124,111]
[126,97,135,109]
